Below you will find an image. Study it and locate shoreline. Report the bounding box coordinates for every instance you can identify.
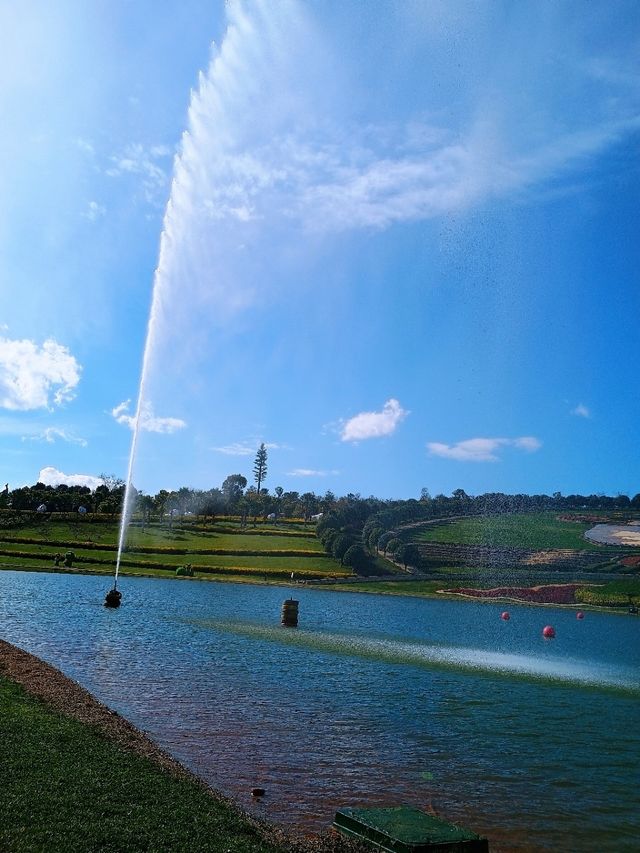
[1,562,634,615]
[0,638,361,853]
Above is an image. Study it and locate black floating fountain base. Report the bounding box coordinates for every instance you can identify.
[104,588,122,608]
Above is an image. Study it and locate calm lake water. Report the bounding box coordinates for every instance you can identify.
[1,570,638,852]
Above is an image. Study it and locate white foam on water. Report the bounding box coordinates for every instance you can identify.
[190,618,640,695]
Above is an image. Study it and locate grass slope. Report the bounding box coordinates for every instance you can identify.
[0,519,348,583]
[414,513,608,550]
[0,677,282,853]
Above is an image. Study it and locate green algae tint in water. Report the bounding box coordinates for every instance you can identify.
[0,571,638,852]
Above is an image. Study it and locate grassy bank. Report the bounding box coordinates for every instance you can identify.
[414,513,607,550]
[0,676,285,853]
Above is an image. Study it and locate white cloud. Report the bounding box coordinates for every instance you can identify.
[287,468,339,477]
[38,466,103,490]
[341,398,408,442]
[212,441,256,456]
[83,200,106,221]
[23,427,87,447]
[112,400,186,434]
[0,336,81,410]
[106,143,172,203]
[427,436,542,462]
[571,403,591,418]
[212,439,287,456]
[175,110,640,234]
[176,0,640,234]
[75,137,95,156]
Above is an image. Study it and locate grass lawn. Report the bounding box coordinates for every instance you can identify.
[0,522,324,552]
[576,579,640,607]
[0,677,284,853]
[414,513,610,551]
[332,579,445,596]
[0,518,350,584]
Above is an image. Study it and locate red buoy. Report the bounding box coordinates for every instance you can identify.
[501,611,510,621]
[576,611,584,620]
[542,625,555,638]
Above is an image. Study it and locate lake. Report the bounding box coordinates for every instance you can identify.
[0,570,638,851]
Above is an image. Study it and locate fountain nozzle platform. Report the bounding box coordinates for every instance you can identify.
[104,588,122,608]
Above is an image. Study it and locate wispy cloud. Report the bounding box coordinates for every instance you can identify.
[341,398,408,442]
[83,200,106,221]
[112,400,186,434]
[106,143,172,203]
[287,468,339,477]
[38,466,103,490]
[212,439,287,456]
[0,336,81,411]
[571,403,591,418]
[172,1,640,236]
[75,137,95,156]
[427,436,542,462]
[23,427,87,447]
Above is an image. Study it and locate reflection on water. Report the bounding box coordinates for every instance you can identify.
[0,571,638,852]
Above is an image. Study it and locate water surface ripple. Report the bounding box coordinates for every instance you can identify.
[0,571,638,852]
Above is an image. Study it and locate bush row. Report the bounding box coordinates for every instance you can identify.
[0,549,330,577]
[0,538,325,558]
[0,549,344,578]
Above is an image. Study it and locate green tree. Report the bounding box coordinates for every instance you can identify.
[221,474,247,508]
[377,531,396,552]
[253,443,268,493]
[137,494,154,530]
[342,544,369,574]
[331,534,352,564]
[386,538,402,555]
[401,543,421,570]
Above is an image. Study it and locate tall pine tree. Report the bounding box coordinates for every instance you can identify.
[253,443,268,493]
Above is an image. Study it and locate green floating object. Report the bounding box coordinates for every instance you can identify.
[333,806,489,853]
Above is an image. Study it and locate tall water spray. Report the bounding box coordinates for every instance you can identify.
[113,0,312,579]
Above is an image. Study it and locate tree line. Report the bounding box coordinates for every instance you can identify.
[1,451,637,535]
[316,487,640,574]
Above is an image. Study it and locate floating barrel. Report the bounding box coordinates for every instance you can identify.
[281,598,299,627]
[104,588,122,608]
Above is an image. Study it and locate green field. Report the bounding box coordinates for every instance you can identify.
[0,677,287,853]
[576,579,640,607]
[0,518,348,583]
[414,513,612,550]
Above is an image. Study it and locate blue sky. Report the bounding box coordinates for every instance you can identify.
[1,0,639,500]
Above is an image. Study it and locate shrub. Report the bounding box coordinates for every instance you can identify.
[342,544,369,573]
[366,527,383,552]
[377,531,395,552]
[330,534,352,564]
[385,538,402,555]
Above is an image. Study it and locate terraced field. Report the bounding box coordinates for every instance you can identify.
[400,512,638,578]
[0,517,350,583]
